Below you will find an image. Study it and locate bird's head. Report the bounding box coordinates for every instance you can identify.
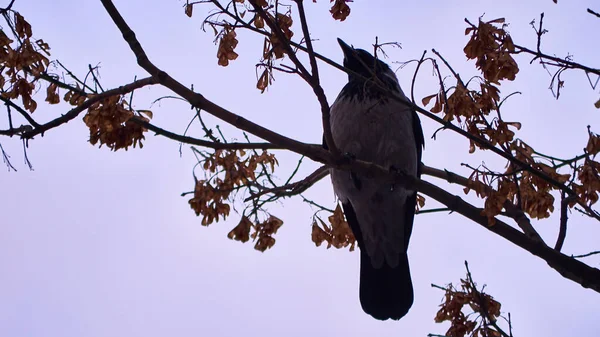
[337,38,398,89]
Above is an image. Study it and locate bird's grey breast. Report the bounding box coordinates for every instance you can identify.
[329,95,418,172]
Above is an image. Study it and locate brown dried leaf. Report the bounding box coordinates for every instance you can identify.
[257,68,270,93]
[138,109,153,119]
[185,4,193,17]
[330,0,351,21]
[228,216,252,242]
[45,83,60,104]
[217,28,239,67]
[422,93,437,106]
[15,13,32,39]
[253,13,264,29]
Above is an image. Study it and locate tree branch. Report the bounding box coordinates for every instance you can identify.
[422,165,544,243]
[0,96,41,128]
[133,117,287,150]
[100,0,330,165]
[292,0,339,157]
[244,164,328,201]
[555,192,575,251]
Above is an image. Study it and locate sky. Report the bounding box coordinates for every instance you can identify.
[1,0,599,336]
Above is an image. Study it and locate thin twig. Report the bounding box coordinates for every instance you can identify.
[244,165,328,201]
[587,8,600,19]
[134,117,285,150]
[0,96,41,128]
[572,250,600,259]
[555,192,575,251]
[464,262,511,337]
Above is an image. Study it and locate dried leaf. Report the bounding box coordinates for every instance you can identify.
[138,109,153,119]
[330,0,351,21]
[185,4,193,17]
[422,93,437,106]
[228,216,252,242]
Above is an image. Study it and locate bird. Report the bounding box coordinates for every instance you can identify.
[323,38,424,320]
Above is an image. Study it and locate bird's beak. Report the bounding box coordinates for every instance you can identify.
[337,38,354,57]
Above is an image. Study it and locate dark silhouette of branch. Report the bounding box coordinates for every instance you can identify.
[572,250,600,259]
[0,0,16,13]
[418,177,600,292]
[416,207,452,215]
[0,142,16,171]
[422,165,543,243]
[587,8,600,19]
[244,165,328,201]
[555,192,576,251]
[464,262,511,337]
[0,124,32,136]
[133,117,286,150]
[292,0,339,158]
[0,96,41,128]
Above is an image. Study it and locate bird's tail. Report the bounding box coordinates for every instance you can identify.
[359,249,414,321]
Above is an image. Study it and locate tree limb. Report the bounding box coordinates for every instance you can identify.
[133,117,287,150]
[100,0,330,165]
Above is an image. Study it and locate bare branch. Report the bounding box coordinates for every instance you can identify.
[572,250,600,259]
[587,8,600,19]
[555,192,576,251]
[244,164,328,201]
[0,96,41,128]
[133,117,287,150]
[293,0,339,157]
[0,142,16,171]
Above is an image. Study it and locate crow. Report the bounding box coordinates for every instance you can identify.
[324,38,424,320]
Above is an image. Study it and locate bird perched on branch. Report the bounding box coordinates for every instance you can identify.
[324,38,424,320]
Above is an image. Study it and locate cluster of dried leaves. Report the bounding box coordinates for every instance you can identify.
[0,11,151,153]
[187,148,290,250]
[189,149,277,224]
[216,26,239,66]
[464,18,518,84]
[422,17,600,224]
[574,130,600,206]
[0,13,50,113]
[228,214,284,251]
[435,271,506,337]
[187,0,352,92]
[311,204,356,251]
[82,95,151,151]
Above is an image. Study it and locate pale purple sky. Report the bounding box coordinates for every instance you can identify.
[1,0,599,336]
